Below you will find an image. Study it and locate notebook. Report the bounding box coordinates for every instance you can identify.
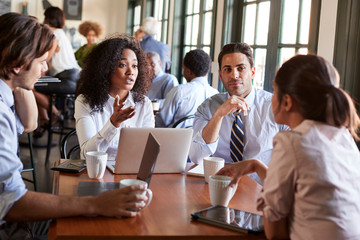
[106,128,193,174]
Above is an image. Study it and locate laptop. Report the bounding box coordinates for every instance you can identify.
[136,133,160,184]
[106,128,193,174]
[79,133,160,197]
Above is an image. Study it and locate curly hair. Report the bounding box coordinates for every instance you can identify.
[183,49,211,77]
[78,21,103,38]
[75,34,151,112]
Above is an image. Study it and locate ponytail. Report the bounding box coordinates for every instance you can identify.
[275,54,360,140]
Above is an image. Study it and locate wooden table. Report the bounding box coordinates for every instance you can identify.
[49,165,265,239]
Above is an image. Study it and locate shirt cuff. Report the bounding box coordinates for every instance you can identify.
[98,119,118,143]
[256,191,283,222]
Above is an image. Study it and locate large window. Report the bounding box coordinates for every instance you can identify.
[224,0,320,91]
[173,0,217,83]
[127,0,143,35]
[153,0,170,43]
[127,0,170,43]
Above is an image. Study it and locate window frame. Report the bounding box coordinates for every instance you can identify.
[223,0,321,92]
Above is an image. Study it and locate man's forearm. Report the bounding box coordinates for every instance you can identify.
[202,112,224,144]
[4,191,96,221]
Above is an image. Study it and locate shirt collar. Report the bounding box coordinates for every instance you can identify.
[191,76,208,86]
[108,91,136,106]
[0,79,14,108]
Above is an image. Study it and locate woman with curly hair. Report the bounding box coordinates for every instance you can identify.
[75,34,153,160]
[75,20,104,67]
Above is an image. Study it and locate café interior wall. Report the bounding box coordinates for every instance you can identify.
[10,0,128,46]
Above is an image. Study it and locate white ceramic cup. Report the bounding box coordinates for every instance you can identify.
[119,179,153,210]
[152,101,160,111]
[208,175,238,207]
[85,151,107,179]
[203,157,225,183]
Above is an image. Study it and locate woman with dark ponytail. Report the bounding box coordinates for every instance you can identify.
[217,54,360,240]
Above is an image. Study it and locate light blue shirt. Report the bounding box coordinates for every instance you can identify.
[0,79,27,222]
[146,71,178,107]
[155,76,219,128]
[189,88,289,183]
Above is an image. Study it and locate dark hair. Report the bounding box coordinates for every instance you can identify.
[44,7,65,28]
[0,13,55,80]
[218,42,254,69]
[275,54,360,140]
[183,49,211,77]
[78,21,103,38]
[75,34,151,112]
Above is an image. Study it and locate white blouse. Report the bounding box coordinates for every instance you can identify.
[258,120,360,240]
[74,92,155,160]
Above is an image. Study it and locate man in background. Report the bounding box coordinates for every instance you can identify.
[155,49,218,128]
[145,51,178,107]
[137,17,171,72]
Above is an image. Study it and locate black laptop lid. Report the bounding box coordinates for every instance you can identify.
[137,133,160,186]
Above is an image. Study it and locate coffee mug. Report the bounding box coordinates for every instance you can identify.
[151,100,160,111]
[85,151,107,179]
[208,175,237,207]
[203,157,225,183]
[120,179,153,210]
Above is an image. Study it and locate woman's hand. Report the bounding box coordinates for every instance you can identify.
[216,159,267,186]
[110,95,136,128]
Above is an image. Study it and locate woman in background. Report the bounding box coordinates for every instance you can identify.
[75,21,104,67]
[218,54,360,240]
[33,6,81,137]
[75,34,153,160]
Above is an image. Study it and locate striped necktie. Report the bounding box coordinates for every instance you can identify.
[230,110,244,162]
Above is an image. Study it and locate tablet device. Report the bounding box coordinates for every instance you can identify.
[191,206,264,234]
[51,159,86,173]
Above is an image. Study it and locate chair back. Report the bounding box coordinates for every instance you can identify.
[60,129,80,159]
[172,114,195,128]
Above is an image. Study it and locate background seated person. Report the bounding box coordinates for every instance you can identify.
[33,6,81,137]
[145,51,178,107]
[75,20,104,68]
[155,49,218,128]
[189,43,289,184]
[138,17,171,73]
[0,13,147,240]
[217,54,360,240]
[75,34,154,160]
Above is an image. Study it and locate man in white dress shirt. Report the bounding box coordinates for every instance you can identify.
[155,49,218,128]
[145,51,178,107]
[189,43,288,184]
